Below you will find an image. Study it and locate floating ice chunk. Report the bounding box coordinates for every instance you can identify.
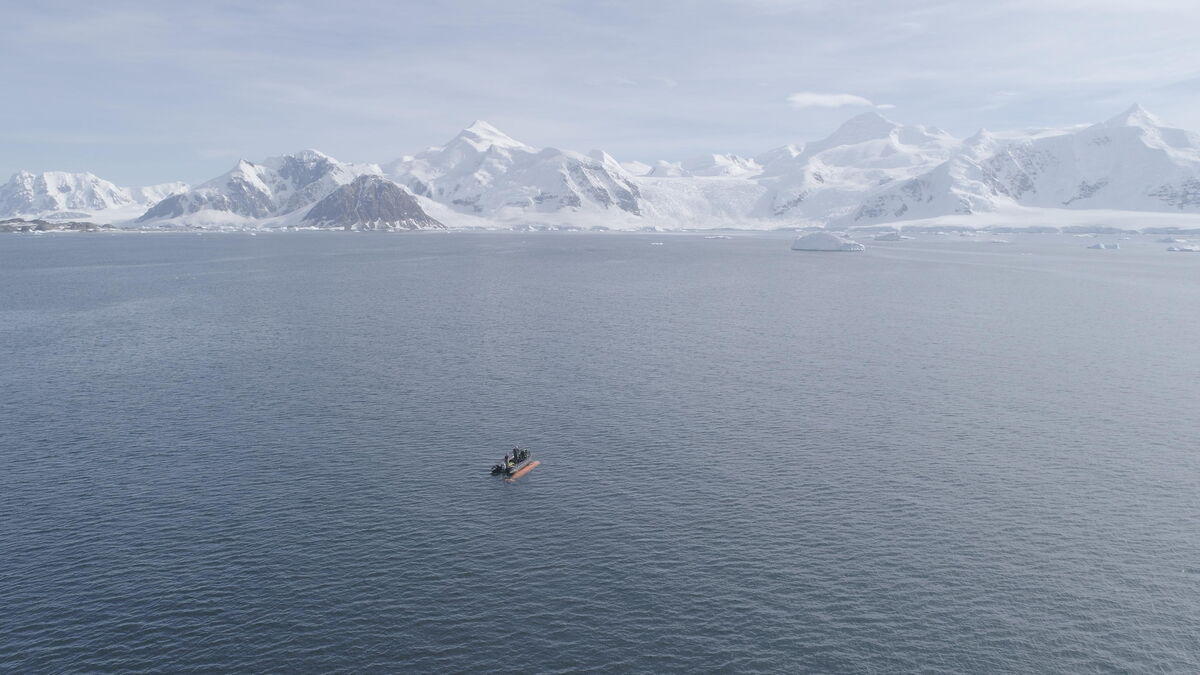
[1167,245,1200,252]
[1087,242,1120,249]
[792,231,865,251]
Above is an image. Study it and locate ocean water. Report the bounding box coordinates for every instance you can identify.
[1,231,1198,673]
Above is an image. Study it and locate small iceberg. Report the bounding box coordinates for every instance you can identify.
[791,231,865,252]
[1157,237,1187,243]
[1167,245,1200,252]
[703,235,732,239]
[872,231,912,241]
[650,241,665,246]
[1087,242,1120,249]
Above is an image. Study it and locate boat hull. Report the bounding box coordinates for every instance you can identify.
[505,460,540,482]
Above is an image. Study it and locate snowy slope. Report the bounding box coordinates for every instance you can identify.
[637,176,766,227]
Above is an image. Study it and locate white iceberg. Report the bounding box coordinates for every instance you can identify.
[791,231,865,251]
[1087,242,1120,249]
[1167,245,1200,252]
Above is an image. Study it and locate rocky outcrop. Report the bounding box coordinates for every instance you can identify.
[0,217,108,232]
[302,175,444,230]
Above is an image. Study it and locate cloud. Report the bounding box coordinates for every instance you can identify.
[786,92,874,108]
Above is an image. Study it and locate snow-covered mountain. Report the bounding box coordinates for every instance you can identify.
[384,121,642,224]
[13,105,1200,231]
[138,150,378,224]
[849,105,1200,225]
[0,171,132,216]
[0,171,188,219]
[752,112,959,222]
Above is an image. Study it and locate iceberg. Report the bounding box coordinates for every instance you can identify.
[791,231,865,251]
[1087,242,1120,249]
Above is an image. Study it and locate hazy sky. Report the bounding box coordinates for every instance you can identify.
[4,0,1199,185]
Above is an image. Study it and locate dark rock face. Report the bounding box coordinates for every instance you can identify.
[0,217,107,232]
[303,176,444,230]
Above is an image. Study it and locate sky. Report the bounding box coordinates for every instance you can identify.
[3,0,1200,186]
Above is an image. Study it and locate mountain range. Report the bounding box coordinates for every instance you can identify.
[6,105,1200,231]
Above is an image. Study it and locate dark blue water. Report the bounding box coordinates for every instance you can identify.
[2,231,1199,672]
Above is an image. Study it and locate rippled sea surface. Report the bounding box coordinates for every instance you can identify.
[2,231,1199,673]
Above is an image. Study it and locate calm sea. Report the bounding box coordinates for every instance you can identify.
[2,231,1198,672]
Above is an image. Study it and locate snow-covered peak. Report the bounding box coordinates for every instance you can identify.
[960,129,1008,160]
[291,148,334,162]
[822,111,901,147]
[260,149,336,172]
[753,111,960,219]
[382,121,642,220]
[454,120,529,151]
[646,160,688,177]
[679,153,761,177]
[642,155,760,179]
[588,149,623,170]
[754,143,803,167]
[130,181,189,205]
[1100,104,1164,130]
[620,160,653,176]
